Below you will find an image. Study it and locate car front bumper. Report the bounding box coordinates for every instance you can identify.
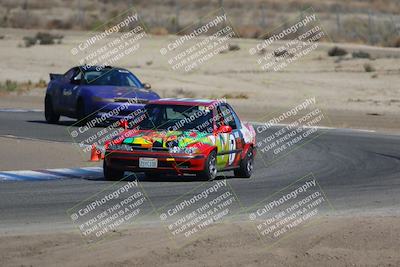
[104,150,207,173]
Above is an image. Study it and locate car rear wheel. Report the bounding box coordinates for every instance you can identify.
[234,147,254,178]
[103,160,124,181]
[44,95,60,123]
[197,150,217,181]
[76,99,89,126]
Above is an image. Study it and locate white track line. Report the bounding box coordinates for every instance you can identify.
[247,121,376,133]
[0,108,43,113]
[0,167,103,181]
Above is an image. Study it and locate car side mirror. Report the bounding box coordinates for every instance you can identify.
[216,125,232,134]
[143,83,151,89]
[119,120,128,129]
[71,76,81,85]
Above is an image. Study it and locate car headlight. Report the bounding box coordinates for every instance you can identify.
[168,146,198,154]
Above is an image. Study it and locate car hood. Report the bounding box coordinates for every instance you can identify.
[114,129,215,149]
[82,85,159,101]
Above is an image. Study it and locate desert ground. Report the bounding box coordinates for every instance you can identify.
[1,216,400,267]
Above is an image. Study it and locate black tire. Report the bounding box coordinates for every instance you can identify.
[103,160,124,181]
[234,147,254,178]
[76,99,89,126]
[197,150,217,181]
[44,95,60,123]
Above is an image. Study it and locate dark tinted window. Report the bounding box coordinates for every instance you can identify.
[135,104,213,133]
[82,69,143,87]
[218,105,237,129]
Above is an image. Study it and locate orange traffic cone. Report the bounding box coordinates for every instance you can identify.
[89,144,101,162]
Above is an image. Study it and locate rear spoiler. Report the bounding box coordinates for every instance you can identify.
[49,73,63,80]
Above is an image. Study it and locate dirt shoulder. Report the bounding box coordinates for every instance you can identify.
[0,136,99,171]
[0,215,398,267]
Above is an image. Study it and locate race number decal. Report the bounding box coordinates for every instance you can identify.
[228,134,236,165]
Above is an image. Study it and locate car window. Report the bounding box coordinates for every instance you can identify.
[136,104,213,133]
[227,104,241,129]
[219,105,237,130]
[64,68,77,81]
[216,106,226,128]
[83,69,143,87]
[165,106,204,120]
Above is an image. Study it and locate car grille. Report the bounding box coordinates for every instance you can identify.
[110,158,191,168]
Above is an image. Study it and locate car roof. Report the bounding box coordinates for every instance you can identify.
[148,98,222,107]
[75,66,127,72]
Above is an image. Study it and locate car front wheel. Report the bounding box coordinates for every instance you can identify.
[76,99,92,126]
[44,95,60,123]
[234,147,254,178]
[197,150,217,181]
[103,160,124,181]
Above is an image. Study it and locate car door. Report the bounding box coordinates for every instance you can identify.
[50,68,73,113]
[65,69,83,113]
[224,104,245,167]
[61,67,80,114]
[216,104,244,168]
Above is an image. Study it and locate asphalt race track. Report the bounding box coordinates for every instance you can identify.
[1,110,400,232]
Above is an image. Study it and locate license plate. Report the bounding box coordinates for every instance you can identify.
[139,158,158,168]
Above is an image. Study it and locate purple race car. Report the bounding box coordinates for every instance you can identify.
[45,66,160,125]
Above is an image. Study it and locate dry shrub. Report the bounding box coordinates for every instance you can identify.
[1,80,17,92]
[228,44,240,51]
[35,79,47,88]
[47,19,72,30]
[328,46,348,57]
[236,26,263,39]
[389,36,400,48]
[274,49,288,57]
[23,36,37,47]
[221,93,249,99]
[352,50,370,59]
[363,63,375,72]
[22,32,63,47]
[36,32,63,44]
[0,79,47,94]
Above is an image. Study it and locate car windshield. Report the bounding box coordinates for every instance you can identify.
[134,104,214,133]
[82,69,143,87]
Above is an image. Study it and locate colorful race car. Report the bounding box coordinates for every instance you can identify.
[45,66,160,125]
[103,98,256,180]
